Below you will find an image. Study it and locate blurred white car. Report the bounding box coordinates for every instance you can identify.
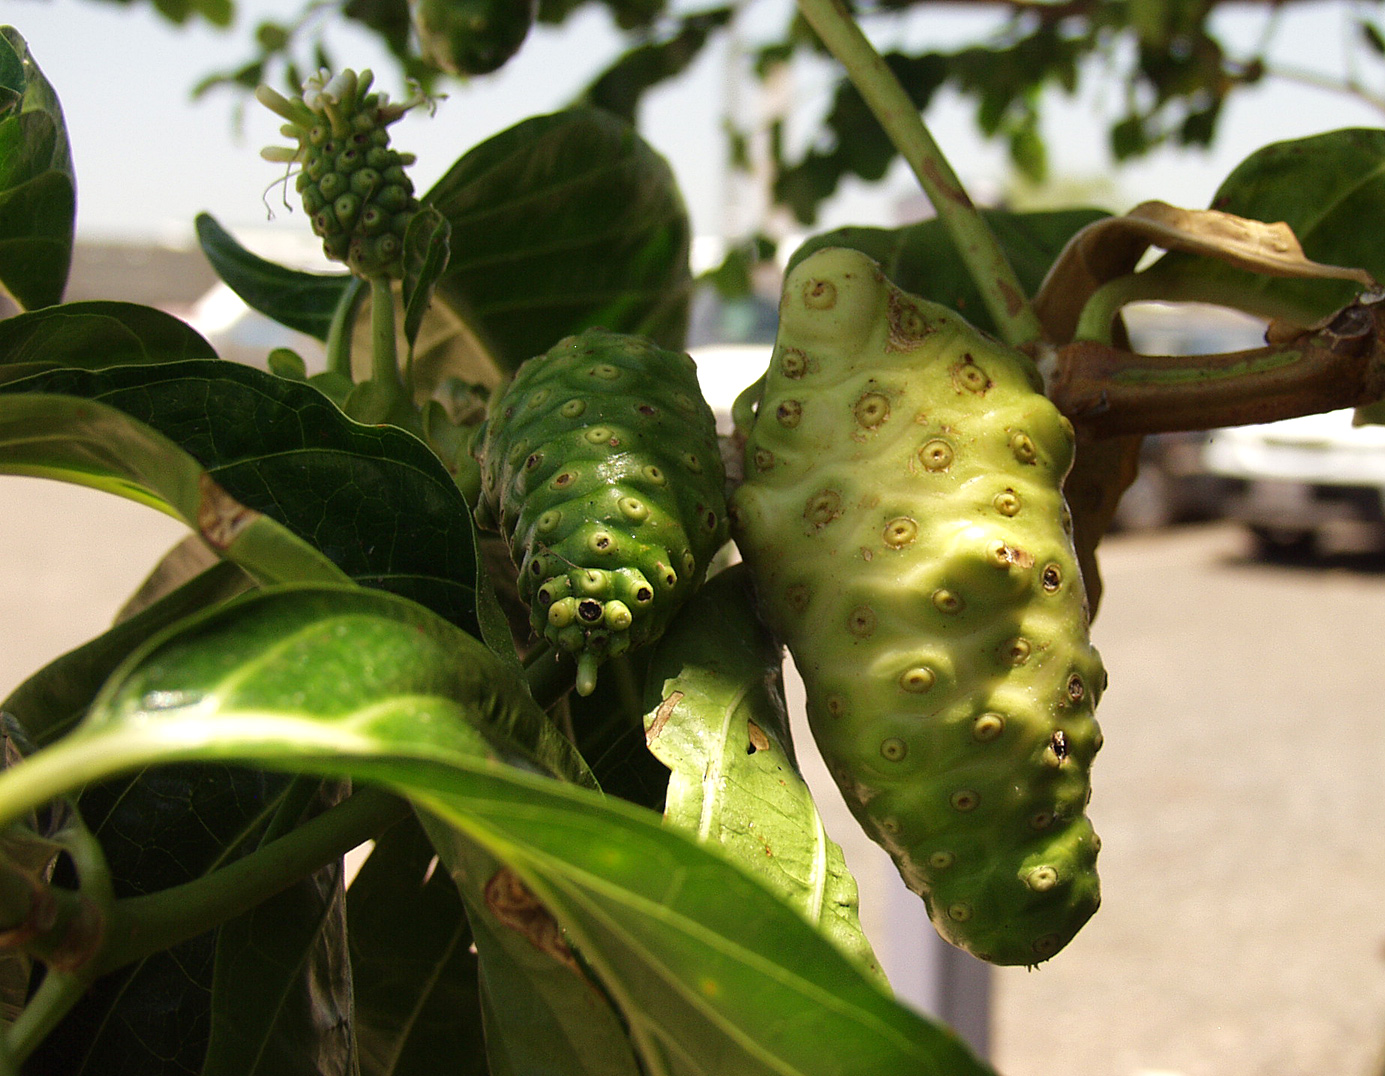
[1202,407,1385,558]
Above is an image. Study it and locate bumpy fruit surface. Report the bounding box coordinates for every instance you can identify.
[258,69,422,279]
[731,247,1105,966]
[473,328,729,695]
[412,0,536,76]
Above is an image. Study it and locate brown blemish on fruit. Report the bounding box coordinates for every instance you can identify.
[776,400,803,427]
[1067,674,1086,704]
[973,713,1005,741]
[804,489,844,529]
[1041,563,1063,591]
[919,439,954,472]
[754,448,775,471]
[826,693,848,718]
[887,291,933,349]
[989,541,1035,569]
[950,789,980,812]
[780,347,808,379]
[785,583,810,612]
[1002,637,1031,666]
[802,277,837,310]
[577,598,604,623]
[882,517,918,549]
[551,469,577,490]
[1030,809,1054,830]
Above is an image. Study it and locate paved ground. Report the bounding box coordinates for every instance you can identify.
[4,476,1384,1076]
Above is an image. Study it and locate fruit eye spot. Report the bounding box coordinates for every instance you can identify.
[1003,637,1031,666]
[682,452,703,474]
[604,601,633,630]
[1026,866,1059,892]
[523,452,543,472]
[1050,729,1069,759]
[847,606,876,638]
[530,560,546,576]
[804,489,843,528]
[949,789,980,812]
[527,388,551,408]
[1042,563,1063,591]
[947,902,973,922]
[932,589,963,614]
[951,355,991,393]
[919,439,954,472]
[681,551,697,574]
[928,851,954,870]
[703,509,718,531]
[973,713,1005,741]
[882,517,917,548]
[880,737,907,762]
[993,489,1021,516]
[636,403,657,416]
[1067,674,1086,703]
[785,583,810,612]
[590,531,616,554]
[1010,431,1038,464]
[780,348,808,379]
[899,666,935,693]
[802,279,837,310]
[825,694,847,717]
[754,448,775,471]
[1030,810,1054,830]
[633,586,654,604]
[561,399,586,418]
[854,392,890,429]
[584,426,614,444]
[552,471,577,489]
[642,464,666,486]
[618,497,648,521]
[776,400,802,427]
[577,599,604,623]
[1031,934,1062,959]
[590,364,621,380]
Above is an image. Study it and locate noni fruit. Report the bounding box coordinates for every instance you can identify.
[730,247,1105,966]
[473,328,729,696]
[257,69,423,280]
[412,0,536,76]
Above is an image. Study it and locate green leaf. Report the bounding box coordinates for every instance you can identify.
[424,109,693,376]
[642,565,884,982]
[1148,128,1385,323]
[0,28,75,310]
[196,213,354,342]
[0,391,348,586]
[1,559,252,748]
[790,208,1109,335]
[0,584,995,1076]
[402,206,452,352]
[347,814,489,1076]
[0,361,481,632]
[0,300,218,384]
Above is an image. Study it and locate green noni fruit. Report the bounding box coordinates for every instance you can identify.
[412,0,536,76]
[730,247,1105,966]
[473,328,729,696]
[257,69,423,280]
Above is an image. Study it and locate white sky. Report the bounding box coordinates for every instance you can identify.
[2,0,1382,265]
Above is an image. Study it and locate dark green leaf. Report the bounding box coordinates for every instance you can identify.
[789,208,1110,334]
[424,109,692,375]
[348,814,489,1076]
[1,584,997,1076]
[0,300,217,384]
[0,362,480,632]
[196,213,354,342]
[0,391,348,587]
[1150,127,1385,323]
[402,206,452,352]
[0,29,74,310]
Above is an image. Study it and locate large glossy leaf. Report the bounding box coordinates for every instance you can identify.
[1148,128,1385,324]
[195,213,355,342]
[424,108,693,378]
[0,361,480,632]
[0,584,995,1076]
[347,814,489,1076]
[0,28,76,310]
[642,566,883,982]
[789,208,1109,336]
[0,300,218,383]
[0,391,348,586]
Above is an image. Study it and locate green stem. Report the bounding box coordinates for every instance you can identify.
[793,0,1043,346]
[370,275,405,395]
[325,276,367,379]
[96,786,407,975]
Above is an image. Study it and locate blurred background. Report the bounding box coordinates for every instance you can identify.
[4,0,1385,1071]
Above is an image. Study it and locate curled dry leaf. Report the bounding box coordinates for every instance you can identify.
[1034,200,1378,344]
